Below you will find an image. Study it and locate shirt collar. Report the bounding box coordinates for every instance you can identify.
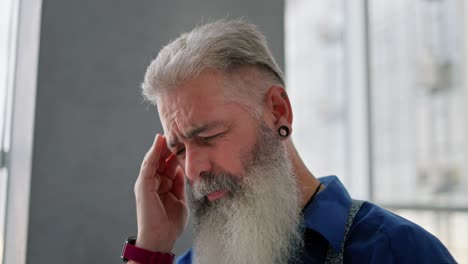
[302,176,352,251]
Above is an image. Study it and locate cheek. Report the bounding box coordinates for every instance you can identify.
[213,136,255,175]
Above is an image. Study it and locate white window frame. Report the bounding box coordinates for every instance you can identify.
[343,0,372,200]
[3,0,42,263]
[462,0,468,177]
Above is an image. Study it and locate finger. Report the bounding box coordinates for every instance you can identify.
[142,134,161,167]
[156,136,173,173]
[160,135,173,160]
[155,154,180,194]
[140,134,165,179]
[157,158,166,174]
[172,167,186,201]
[162,154,180,180]
[158,175,173,194]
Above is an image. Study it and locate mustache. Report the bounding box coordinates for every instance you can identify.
[190,171,243,200]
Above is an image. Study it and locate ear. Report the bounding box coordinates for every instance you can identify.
[263,85,293,130]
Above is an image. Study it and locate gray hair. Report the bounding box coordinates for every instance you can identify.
[141,19,284,112]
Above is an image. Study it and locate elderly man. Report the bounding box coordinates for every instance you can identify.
[121,20,456,264]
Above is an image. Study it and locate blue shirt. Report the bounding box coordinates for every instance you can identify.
[177,176,457,263]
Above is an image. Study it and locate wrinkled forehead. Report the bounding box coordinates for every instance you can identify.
[156,85,225,119]
[155,78,230,136]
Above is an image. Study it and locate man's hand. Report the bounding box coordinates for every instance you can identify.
[133,134,188,253]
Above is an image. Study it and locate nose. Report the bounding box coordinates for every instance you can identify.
[184,146,210,183]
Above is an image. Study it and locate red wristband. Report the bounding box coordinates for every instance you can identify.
[121,236,175,264]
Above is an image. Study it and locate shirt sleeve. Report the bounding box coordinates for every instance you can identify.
[344,203,457,263]
[387,223,457,263]
[346,222,457,264]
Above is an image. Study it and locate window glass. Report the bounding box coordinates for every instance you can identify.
[369,0,468,206]
[286,0,348,180]
[286,0,468,261]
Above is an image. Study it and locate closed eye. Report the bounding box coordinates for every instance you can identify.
[201,132,224,142]
[176,147,185,156]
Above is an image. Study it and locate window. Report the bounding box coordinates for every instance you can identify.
[286,0,349,183]
[0,0,40,263]
[369,0,468,206]
[0,0,19,262]
[286,0,468,262]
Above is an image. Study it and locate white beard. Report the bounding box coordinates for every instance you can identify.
[188,124,303,264]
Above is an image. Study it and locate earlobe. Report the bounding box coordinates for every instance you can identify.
[278,125,290,138]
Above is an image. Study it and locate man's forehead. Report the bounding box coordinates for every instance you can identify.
[157,94,225,129]
[154,69,241,147]
[156,86,225,120]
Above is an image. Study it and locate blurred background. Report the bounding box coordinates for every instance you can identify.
[0,0,466,263]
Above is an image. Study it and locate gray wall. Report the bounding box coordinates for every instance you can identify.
[28,0,284,263]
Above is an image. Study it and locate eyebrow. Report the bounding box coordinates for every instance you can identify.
[168,121,228,149]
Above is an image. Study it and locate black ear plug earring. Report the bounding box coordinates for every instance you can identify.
[278,125,290,138]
